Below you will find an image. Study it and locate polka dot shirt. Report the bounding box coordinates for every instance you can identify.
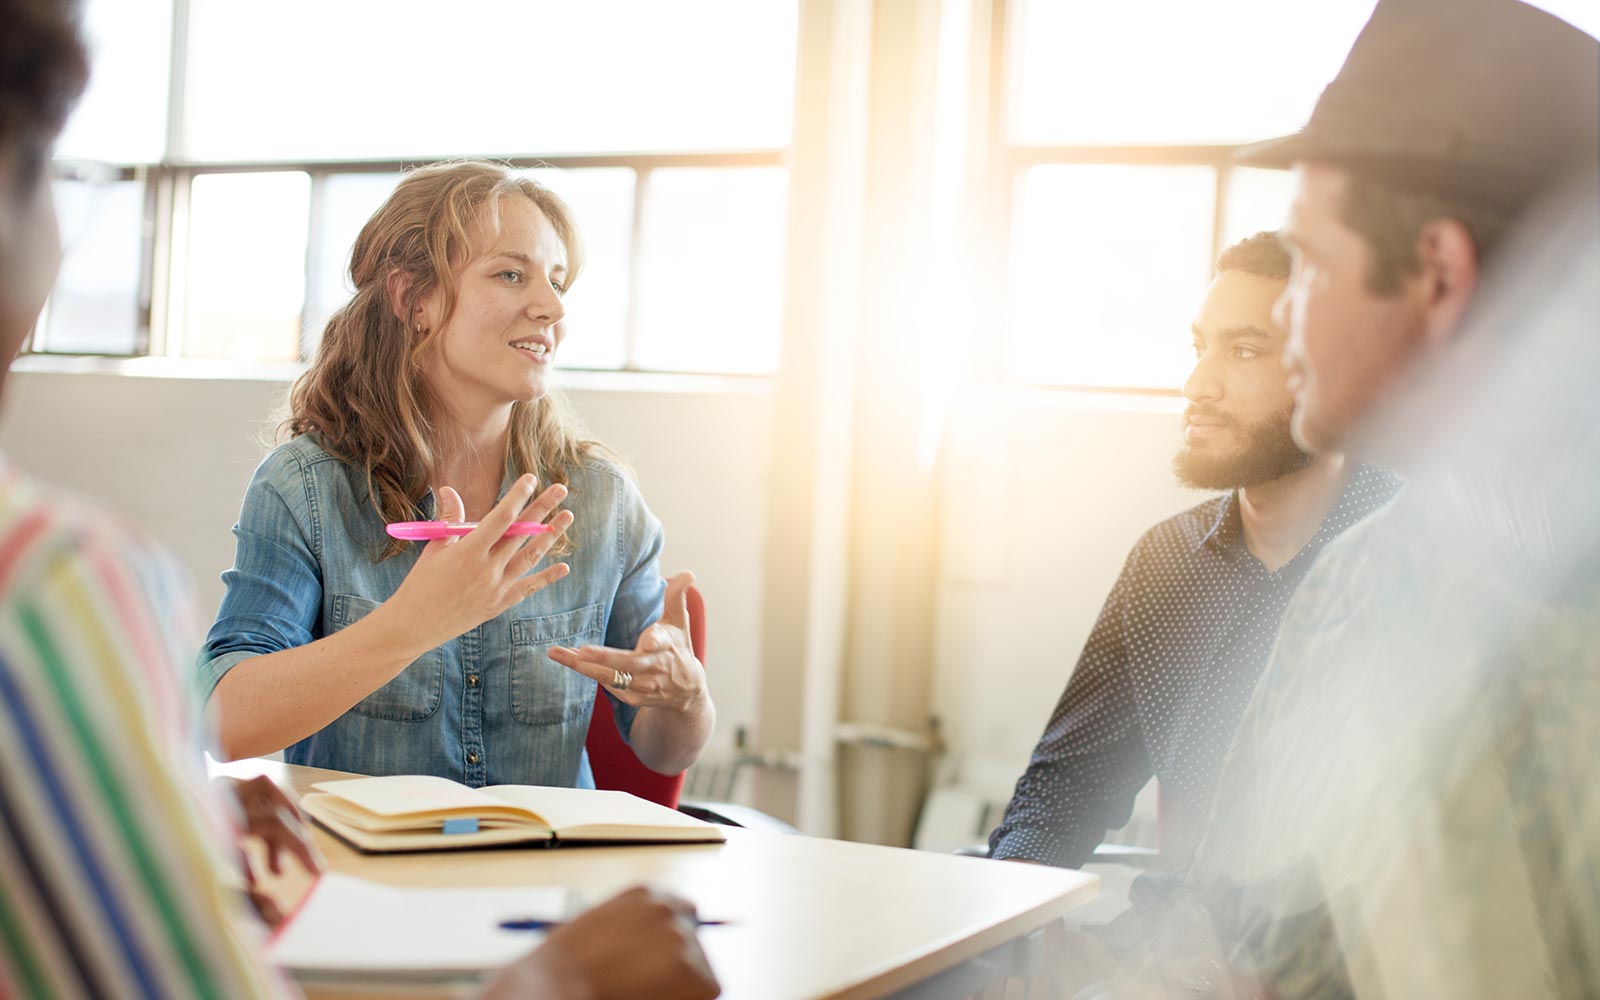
[988,464,1400,870]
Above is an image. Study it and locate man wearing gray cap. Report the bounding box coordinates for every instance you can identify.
[1239,0,1596,458]
[1153,1,1600,998]
[1044,1,1599,998]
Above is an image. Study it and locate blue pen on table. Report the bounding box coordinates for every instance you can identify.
[498,917,731,932]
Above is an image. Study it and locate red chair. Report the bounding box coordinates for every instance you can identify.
[584,584,706,808]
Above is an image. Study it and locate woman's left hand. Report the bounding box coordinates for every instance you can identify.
[549,572,707,714]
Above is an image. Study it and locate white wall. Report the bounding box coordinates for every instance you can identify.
[563,375,772,751]
[0,365,771,756]
[931,390,1200,803]
[0,363,1200,819]
[0,367,285,606]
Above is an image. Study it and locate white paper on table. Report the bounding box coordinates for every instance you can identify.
[268,872,569,979]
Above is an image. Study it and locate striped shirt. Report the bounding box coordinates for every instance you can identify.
[0,458,291,999]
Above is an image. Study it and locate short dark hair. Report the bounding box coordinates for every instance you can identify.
[0,0,88,196]
[1216,230,1290,281]
[1339,172,1514,296]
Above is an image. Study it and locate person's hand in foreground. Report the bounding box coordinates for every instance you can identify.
[217,775,323,927]
[479,887,721,999]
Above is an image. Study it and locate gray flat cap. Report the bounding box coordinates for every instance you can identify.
[1238,0,1599,213]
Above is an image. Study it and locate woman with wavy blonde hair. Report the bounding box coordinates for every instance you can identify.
[201,160,713,789]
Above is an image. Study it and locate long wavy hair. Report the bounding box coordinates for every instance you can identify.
[284,160,603,560]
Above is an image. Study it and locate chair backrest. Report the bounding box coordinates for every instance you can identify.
[584,584,706,808]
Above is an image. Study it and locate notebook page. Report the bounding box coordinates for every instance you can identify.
[312,774,530,821]
[482,785,712,833]
[269,873,568,976]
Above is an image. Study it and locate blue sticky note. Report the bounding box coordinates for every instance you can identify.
[442,818,480,835]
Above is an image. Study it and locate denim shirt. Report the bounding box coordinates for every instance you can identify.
[198,434,663,789]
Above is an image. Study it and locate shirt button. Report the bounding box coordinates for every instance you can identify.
[468,674,480,687]
[467,751,480,764]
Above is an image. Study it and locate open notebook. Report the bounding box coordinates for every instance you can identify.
[299,774,725,853]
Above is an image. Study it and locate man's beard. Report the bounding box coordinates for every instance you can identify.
[1173,408,1313,491]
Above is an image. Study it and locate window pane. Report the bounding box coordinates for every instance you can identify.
[40,178,144,354]
[183,172,310,362]
[1008,0,1377,145]
[524,168,634,372]
[1223,167,1297,248]
[304,172,403,354]
[1006,165,1214,389]
[183,1,798,161]
[55,0,172,163]
[633,167,787,374]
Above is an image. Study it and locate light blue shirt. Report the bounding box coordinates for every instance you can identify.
[199,434,663,789]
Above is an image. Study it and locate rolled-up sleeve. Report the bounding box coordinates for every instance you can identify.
[197,454,323,702]
[600,467,666,746]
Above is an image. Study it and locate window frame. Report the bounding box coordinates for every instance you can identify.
[37,152,786,373]
[987,0,1289,396]
[34,0,791,376]
[29,161,156,359]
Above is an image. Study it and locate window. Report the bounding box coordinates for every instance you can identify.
[36,171,147,356]
[1005,165,1215,390]
[43,0,798,374]
[181,172,311,362]
[39,0,1598,384]
[1008,1,1377,147]
[302,172,406,356]
[180,1,796,162]
[633,167,789,375]
[33,0,171,357]
[521,167,635,372]
[999,0,1380,390]
[53,0,171,164]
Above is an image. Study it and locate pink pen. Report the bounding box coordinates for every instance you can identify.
[385,521,555,541]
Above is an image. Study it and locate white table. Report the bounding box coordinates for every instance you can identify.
[221,759,1097,1000]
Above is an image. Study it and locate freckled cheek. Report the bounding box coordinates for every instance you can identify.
[454,304,509,347]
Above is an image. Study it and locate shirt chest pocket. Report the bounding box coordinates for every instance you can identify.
[509,603,606,727]
[330,594,444,722]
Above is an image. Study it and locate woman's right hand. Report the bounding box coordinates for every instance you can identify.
[378,474,573,655]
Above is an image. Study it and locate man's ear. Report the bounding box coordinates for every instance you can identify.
[1413,218,1479,347]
